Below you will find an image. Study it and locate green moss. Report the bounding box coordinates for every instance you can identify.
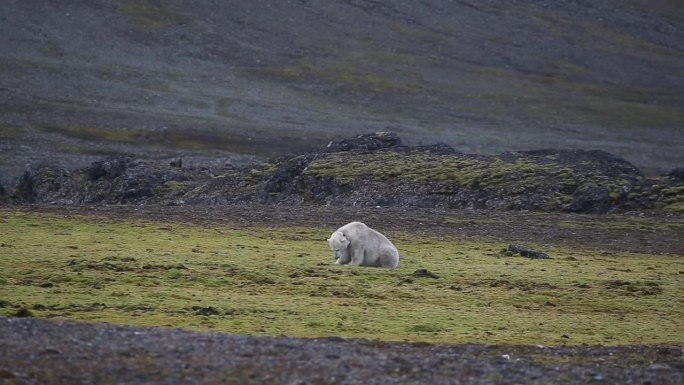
[408,324,446,333]
[305,151,563,188]
[662,186,684,196]
[163,181,188,192]
[0,209,682,346]
[663,201,684,213]
[36,124,265,155]
[165,269,183,279]
[0,125,25,139]
[259,60,422,95]
[116,0,181,29]
[473,61,684,129]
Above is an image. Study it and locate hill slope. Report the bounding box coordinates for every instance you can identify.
[1,0,683,185]
[8,133,684,213]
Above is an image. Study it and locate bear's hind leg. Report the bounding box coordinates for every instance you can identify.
[379,249,399,269]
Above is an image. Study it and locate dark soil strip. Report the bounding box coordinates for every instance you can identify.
[1,317,682,385]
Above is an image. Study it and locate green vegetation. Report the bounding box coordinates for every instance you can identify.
[472,65,684,129]
[116,0,181,29]
[305,152,547,187]
[1,210,682,346]
[163,180,189,192]
[36,124,266,155]
[662,186,684,213]
[303,151,631,198]
[260,60,422,95]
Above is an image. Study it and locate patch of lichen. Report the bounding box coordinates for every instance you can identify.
[661,186,684,213]
[303,151,631,196]
[259,60,422,96]
[36,124,271,155]
[116,0,182,29]
[1,210,682,346]
[473,57,684,129]
[0,124,25,139]
[162,180,189,192]
[629,183,684,213]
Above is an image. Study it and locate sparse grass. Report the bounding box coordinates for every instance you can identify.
[116,0,181,29]
[259,60,422,95]
[473,66,684,129]
[0,210,682,346]
[163,180,189,192]
[36,124,268,155]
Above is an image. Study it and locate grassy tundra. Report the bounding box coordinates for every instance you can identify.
[1,209,682,346]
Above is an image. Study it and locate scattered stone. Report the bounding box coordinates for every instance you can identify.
[569,184,613,213]
[325,132,402,153]
[503,245,550,259]
[170,158,183,168]
[13,307,34,318]
[411,269,440,279]
[0,370,16,379]
[86,156,136,180]
[191,306,220,316]
[604,280,631,288]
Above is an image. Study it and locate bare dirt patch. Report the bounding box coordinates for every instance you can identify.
[1,317,682,385]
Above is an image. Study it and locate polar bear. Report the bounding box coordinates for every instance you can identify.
[327,222,399,268]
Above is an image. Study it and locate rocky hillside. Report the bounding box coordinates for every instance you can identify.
[1,0,683,188]
[6,133,683,213]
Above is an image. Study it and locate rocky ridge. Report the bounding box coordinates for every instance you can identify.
[4,133,683,213]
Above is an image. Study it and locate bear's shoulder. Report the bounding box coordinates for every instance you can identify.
[343,221,367,229]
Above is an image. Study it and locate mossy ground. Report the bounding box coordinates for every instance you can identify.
[35,124,271,155]
[305,151,547,186]
[1,210,682,346]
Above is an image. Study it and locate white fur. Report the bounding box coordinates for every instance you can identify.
[327,222,399,269]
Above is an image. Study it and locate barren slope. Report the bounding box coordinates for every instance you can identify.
[2,0,684,187]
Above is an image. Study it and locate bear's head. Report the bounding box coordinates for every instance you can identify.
[327,230,350,260]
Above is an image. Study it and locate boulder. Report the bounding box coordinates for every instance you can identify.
[14,165,76,203]
[667,167,684,180]
[568,184,614,213]
[325,132,402,153]
[86,156,138,181]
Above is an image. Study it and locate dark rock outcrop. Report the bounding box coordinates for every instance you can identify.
[324,132,402,153]
[263,155,315,200]
[86,157,138,181]
[668,167,684,180]
[14,166,78,203]
[568,184,614,213]
[8,134,683,214]
[503,245,551,259]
